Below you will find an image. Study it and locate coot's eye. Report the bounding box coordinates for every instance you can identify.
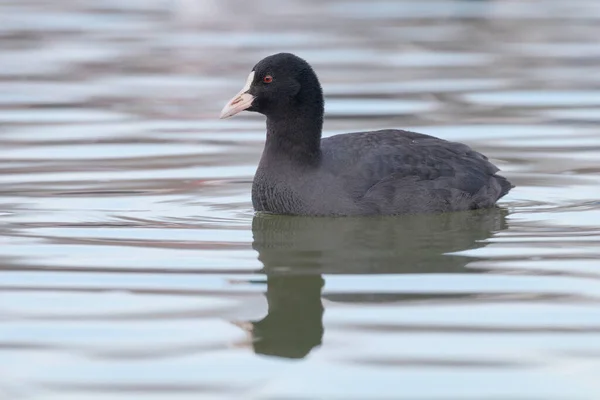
[263,75,273,83]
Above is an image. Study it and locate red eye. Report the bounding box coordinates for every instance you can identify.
[263,75,273,83]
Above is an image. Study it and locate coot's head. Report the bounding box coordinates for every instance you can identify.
[219,53,323,120]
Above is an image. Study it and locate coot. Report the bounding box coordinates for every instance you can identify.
[220,53,513,216]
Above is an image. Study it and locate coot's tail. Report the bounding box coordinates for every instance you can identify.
[495,175,514,199]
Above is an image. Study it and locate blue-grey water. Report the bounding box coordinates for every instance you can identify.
[1,0,600,399]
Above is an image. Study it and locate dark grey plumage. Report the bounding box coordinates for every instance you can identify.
[222,53,513,216]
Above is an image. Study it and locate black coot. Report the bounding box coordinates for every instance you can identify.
[220,53,513,216]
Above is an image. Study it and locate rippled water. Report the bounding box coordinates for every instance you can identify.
[1,0,600,399]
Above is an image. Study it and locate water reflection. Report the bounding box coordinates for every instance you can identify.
[241,274,325,359]
[247,208,508,358]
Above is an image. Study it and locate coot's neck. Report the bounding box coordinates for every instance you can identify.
[264,112,322,166]
[263,78,324,166]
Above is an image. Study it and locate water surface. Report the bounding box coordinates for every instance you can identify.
[1,0,600,399]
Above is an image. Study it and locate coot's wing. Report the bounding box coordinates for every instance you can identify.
[321,129,512,214]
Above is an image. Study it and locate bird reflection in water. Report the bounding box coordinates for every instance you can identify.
[237,208,509,358]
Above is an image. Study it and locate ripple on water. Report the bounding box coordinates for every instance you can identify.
[2,143,228,161]
[0,118,265,143]
[0,83,97,106]
[402,124,600,147]
[329,0,600,19]
[0,109,134,124]
[325,98,434,117]
[27,226,251,243]
[541,108,600,122]
[0,43,122,77]
[320,274,600,298]
[388,52,494,67]
[157,31,322,48]
[0,165,253,184]
[323,78,509,96]
[464,91,600,107]
[1,123,145,142]
[0,10,154,33]
[0,291,238,319]
[510,42,600,58]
